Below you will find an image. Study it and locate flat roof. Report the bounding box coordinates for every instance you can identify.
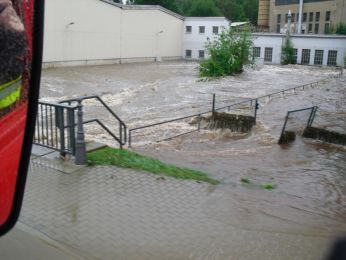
[253,32,346,39]
[184,17,231,23]
[99,0,184,20]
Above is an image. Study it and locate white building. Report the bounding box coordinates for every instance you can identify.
[253,33,346,66]
[183,17,230,60]
[43,0,346,68]
[43,0,184,67]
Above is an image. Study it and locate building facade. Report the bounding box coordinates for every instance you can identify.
[183,17,230,60]
[43,0,184,67]
[258,0,346,34]
[253,33,346,66]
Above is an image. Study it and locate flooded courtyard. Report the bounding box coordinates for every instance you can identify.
[37,61,346,258]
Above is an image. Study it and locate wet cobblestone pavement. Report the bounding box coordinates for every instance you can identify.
[19,159,333,260]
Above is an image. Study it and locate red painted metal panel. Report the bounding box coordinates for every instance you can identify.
[0,103,27,225]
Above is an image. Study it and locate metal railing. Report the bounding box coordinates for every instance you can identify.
[60,95,127,148]
[34,101,78,155]
[279,106,318,143]
[129,69,341,147]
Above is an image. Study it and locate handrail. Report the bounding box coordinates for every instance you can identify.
[59,95,127,146]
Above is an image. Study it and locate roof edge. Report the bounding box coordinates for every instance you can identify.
[99,0,184,20]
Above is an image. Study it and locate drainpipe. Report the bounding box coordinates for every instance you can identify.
[287,10,292,35]
[297,0,303,33]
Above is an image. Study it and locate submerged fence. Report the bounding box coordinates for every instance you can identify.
[129,69,342,147]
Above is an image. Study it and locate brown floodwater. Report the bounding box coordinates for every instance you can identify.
[41,61,346,239]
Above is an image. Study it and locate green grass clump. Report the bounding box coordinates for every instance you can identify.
[240,177,251,184]
[261,184,277,190]
[88,147,220,185]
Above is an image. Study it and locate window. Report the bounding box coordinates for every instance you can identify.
[315,12,320,22]
[325,23,330,33]
[293,48,298,64]
[303,13,307,22]
[264,47,273,62]
[296,13,299,23]
[326,11,330,21]
[185,50,192,58]
[301,49,311,64]
[186,26,192,34]
[285,14,288,23]
[276,24,281,33]
[277,14,281,23]
[314,23,319,34]
[314,50,324,65]
[308,23,313,33]
[292,13,295,22]
[253,47,261,58]
[199,26,205,34]
[309,12,313,22]
[327,50,337,66]
[213,26,219,34]
[199,50,205,59]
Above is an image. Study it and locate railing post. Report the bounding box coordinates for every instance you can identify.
[254,99,259,123]
[212,93,216,114]
[75,99,87,165]
[119,124,123,149]
[129,130,132,148]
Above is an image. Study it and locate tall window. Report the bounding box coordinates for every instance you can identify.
[314,23,319,34]
[308,23,313,33]
[199,26,205,34]
[314,50,324,65]
[186,26,192,34]
[277,14,281,23]
[277,24,281,33]
[327,50,337,66]
[292,13,295,22]
[301,49,311,64]
[315,12,320,22]
[296,13,299,23]
[303,13,307,22]
[285,14,288,23]
[185,50,192,58]
[212,26,219,34]
[199,50,205,59]
[253,47,261,58]
[309,12,313,22]
[326,11,331,21]
[264,47,273,62]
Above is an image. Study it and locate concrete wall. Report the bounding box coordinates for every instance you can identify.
[183,18,230,60]
[43,0,183,67]
[253,33,346,66]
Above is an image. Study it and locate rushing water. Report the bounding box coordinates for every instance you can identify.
[41,61,346,239]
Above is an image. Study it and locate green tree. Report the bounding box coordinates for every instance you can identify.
[281,37,296,65]
[199,26,253,77]
[184,0,222,17]
[133,0,180,13]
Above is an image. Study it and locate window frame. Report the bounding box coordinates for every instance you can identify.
[212,26,219,35]
[314,49,324,65]
[301,49,311,64]
[185,49,192,58]
[314,23,319,34]
[198,50,205,59]
[199,26,205,34]
[185,26,192,34]
[327,50,337,66]
[264,47,273,62]
[253,47,261,58]
[326,11,331,21]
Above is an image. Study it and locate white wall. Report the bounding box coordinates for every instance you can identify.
[43,0,183,67]
[253,33,346,66]
[183,18,230,60]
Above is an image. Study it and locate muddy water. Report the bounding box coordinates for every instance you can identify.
[41,62,346,239]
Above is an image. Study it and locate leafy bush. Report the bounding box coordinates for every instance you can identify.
[281,37,296,65]
[199,26,253,77]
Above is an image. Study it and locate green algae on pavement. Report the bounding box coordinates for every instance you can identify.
[88,147,220,185]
